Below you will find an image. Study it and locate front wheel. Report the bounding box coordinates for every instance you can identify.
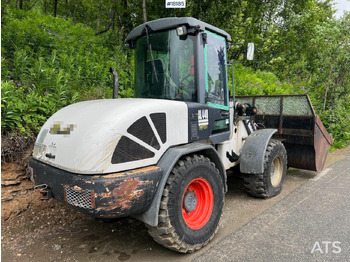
[243,139,287,198]
[148,154,224,253]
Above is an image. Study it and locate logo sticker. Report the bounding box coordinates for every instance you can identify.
[198,109,209,130]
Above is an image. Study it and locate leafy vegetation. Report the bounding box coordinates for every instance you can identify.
[233,64,296,96]
[1,1,349,149]
[1,8,133,136]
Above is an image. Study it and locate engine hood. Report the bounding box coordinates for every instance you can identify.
[33,98,188,174]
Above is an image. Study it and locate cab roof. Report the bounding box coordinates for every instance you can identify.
[126,17,232,43]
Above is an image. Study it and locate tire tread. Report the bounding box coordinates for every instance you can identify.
[243,139,287,198]
[148,154,222,253]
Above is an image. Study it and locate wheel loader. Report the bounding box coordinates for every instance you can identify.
[29,17,333,253]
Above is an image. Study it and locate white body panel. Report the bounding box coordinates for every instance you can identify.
[216,101,250,170]
[217,119,249,170]
[33,98,188,174]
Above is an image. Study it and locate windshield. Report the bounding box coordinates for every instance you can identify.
[134,30,196,101]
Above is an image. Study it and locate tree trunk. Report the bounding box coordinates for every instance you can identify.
[323,63,334,111]
[96,5,101,31]
[142,0,147,22]
[28,0,39,11]
[65,0,69,18]
[53,0,58,17]
[95,8,114,36]
[19,0,23,9]
[43,0,47,14]
[111,5,116,31]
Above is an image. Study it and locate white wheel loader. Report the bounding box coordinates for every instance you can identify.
[29,17,333,253]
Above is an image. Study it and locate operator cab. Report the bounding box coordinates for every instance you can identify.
[134,29,196,101]
[126,17,232,143]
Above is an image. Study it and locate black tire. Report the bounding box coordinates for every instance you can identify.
[147,154,224,253]
[243,139,287,198]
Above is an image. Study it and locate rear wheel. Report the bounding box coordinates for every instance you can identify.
[243,139,287,198]
[148,154,224,253]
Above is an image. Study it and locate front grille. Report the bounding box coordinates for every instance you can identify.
[64,185,94,209]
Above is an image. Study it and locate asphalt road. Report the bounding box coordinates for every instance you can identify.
[195,151,350,262]
[2,149,349,262]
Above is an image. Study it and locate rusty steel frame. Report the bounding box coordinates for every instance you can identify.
[30,159,163,219]
[236,94,333,172]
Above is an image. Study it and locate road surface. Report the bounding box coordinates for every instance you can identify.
[195,150,350,261]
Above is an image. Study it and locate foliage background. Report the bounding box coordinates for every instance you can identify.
[1,0,350,152]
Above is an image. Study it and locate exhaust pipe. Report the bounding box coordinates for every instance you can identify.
[109,67,119,99]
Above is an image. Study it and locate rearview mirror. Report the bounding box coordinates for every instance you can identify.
[247,43,254,61]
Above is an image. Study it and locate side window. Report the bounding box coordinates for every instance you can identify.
[204,32,228,110]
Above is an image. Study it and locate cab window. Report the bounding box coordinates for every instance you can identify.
[204,31,228,110]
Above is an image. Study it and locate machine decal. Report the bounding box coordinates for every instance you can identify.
[198,109,209,130]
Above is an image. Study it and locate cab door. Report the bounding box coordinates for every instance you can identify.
[204,31,230,135]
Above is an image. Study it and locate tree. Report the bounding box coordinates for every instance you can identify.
[53,0,58,17]
[142,0,147,22]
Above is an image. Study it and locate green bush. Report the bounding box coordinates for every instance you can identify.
[319,96,350,150]
[1,8,133,136]
[232,64,297,96]
[1,8,348,150]
[1,80,78,136]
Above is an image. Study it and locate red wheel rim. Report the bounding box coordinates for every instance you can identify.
[182,178,214,230]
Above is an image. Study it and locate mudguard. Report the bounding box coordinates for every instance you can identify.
[135,142,227,227]
[240,129,277,174]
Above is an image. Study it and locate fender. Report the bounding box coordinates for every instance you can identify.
[240,129,277,174]
[135,142,227,227]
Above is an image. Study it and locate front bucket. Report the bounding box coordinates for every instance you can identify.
[236,95,333,172]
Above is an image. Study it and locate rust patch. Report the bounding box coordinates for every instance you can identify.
[96,178,152,212]
[91,189,96,209]
[93,166,161,179]
[73,186,82,191]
